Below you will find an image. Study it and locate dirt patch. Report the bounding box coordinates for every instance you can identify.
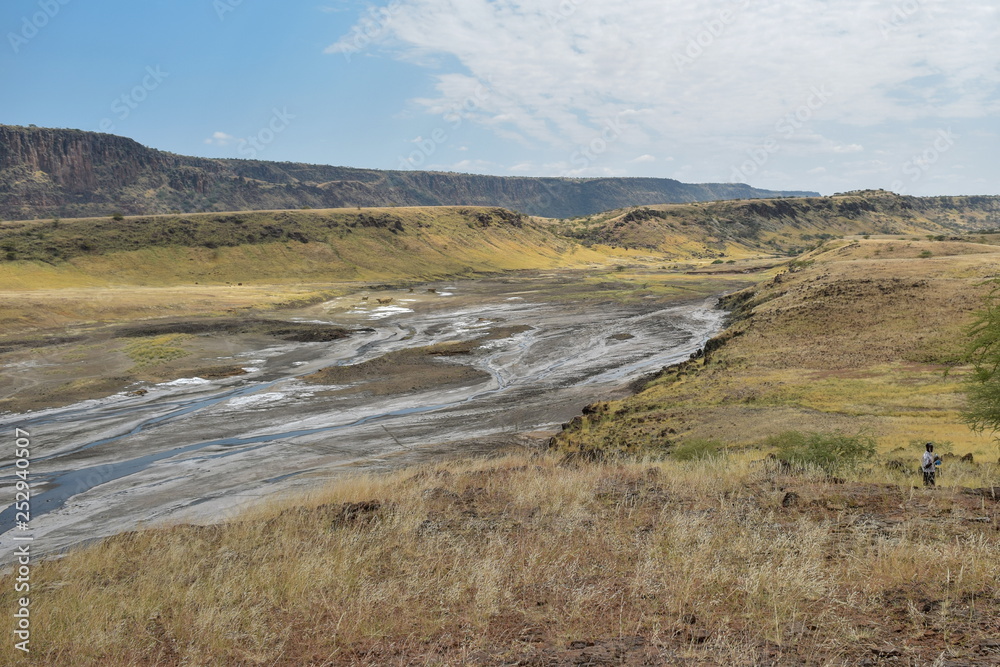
[186,365,248,380]
[0,375,138,415]
[110,318,350,342]
[304,325,530,397]
[305,342,489,396]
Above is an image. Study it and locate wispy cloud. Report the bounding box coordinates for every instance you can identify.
[204,131,236,147]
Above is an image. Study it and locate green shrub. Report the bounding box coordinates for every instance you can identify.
[766,431,876,473]
[672,439,725,461]
[919,250,933,258]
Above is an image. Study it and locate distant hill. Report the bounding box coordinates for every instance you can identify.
[0,125,816,220]
[565,190,1000,256]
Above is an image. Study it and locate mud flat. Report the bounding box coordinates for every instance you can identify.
[0,274,748,563]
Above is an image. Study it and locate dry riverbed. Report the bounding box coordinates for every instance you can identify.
[0,270,755,563]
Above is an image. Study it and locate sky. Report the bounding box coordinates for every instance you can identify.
[1,0,997,196]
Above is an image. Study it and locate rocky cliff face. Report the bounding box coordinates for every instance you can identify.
[0,125,817,220]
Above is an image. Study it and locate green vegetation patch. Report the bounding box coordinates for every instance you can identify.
[671,438,726,461]
[123,334,191,367]
[766,431,877,474]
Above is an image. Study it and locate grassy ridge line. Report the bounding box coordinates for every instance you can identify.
[559,191,1000,258]
[0,207,610,288]
[553,235,1000,457]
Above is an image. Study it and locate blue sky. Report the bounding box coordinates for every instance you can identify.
[1,0,997,196]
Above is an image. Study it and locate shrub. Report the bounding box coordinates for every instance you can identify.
[672,439,725,461]
[919,250,933,258]
[766,431,877,473]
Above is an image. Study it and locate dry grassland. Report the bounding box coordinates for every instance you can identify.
[556,237,1000,459]
[2,452,997,665]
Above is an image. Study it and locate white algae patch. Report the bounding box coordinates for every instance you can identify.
[367,305,414,319]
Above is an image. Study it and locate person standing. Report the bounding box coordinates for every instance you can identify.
[921,443,937,487]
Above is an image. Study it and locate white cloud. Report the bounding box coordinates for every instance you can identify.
[204,131,235,146]
[331,0,1000,192]
[443,158,501,173]
[632,154,657,163]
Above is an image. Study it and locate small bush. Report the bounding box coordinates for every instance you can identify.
[919,250,933,258]
[672,439,725,461]
[766,431,877,473]
[711,259,725,264]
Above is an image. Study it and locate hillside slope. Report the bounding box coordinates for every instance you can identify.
[553,234,1000,456]
[561,191,1000,257]
[0,125,815,219]
[0,206,603,289]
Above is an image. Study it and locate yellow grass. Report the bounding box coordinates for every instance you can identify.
[0,207,611,291]
[555,237,1000,459]
[3,451,996,665]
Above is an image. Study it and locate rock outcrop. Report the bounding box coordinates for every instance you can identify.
[0,125,817,220]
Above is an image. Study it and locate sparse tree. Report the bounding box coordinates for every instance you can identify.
[962,280,1000,439]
